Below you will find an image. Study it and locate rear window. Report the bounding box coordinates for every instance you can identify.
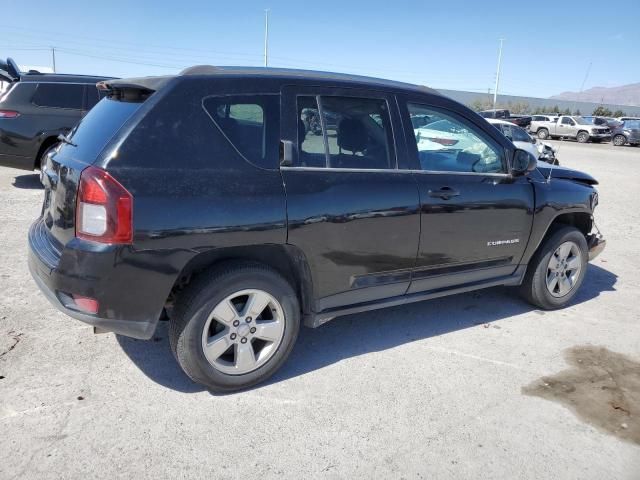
[65,97,142,162]
[32,83,84,109]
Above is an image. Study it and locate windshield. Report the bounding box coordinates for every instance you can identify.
[574,116,590,125]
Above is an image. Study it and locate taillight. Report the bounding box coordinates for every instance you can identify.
[76,166,133,244]
[0,110,20,118]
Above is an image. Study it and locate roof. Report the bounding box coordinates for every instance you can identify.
[101,65,438,95]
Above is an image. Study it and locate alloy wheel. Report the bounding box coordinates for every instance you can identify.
[201,289,286,375]
[546,241,583,298]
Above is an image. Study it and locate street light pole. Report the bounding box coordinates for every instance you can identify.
[493,38,504,108]
[51,46,56,73]
[264,9,270,67]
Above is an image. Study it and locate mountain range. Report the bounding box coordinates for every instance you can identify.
[551,83,640,107]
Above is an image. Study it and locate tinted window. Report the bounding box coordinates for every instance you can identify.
[561,117,574,125]
[296,95,394,169]
[203,95,278,169]
[409,103,505,174]
[65,97,143,162]
[86,86,101,110]
[532,116,543,121]
[32,83,84,109]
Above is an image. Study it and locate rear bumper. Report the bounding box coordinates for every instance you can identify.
[587,233,606,261]
[28,218,187,339]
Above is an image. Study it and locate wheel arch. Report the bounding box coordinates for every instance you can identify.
[524,210,592,265]
[34,135,59,169]
[167,244,315,319]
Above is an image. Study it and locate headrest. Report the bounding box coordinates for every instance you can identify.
[337,118,367,154]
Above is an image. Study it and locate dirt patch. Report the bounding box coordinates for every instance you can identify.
[523,346,640,445]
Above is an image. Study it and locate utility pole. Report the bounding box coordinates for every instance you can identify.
[493,38,504,108]
[263,9,270,67]
[51,46,56,73]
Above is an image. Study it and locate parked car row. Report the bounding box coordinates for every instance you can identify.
[529,113,640,147]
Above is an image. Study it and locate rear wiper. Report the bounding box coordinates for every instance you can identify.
[57,133,77,147]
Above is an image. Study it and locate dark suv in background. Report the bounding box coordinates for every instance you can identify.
[0,58,112,171]
[29,66,605,392]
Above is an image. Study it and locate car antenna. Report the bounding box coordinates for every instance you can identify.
[546,141,559,183]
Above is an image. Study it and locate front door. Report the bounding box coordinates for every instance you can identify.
[280,86,420,312]
[399,96,534,294]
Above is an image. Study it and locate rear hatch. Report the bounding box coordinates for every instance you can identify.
[40,94,146,247]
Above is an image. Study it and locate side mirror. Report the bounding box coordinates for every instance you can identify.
[511,149,537,176]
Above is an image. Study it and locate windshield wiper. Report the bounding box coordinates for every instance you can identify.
[57,133,77,147]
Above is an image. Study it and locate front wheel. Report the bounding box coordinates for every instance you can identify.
[519,226,588,310]
[169,262,300,392]
[576,131,589,143]
[613,134,626,146]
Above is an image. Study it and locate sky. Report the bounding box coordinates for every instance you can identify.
[1,0,638,98]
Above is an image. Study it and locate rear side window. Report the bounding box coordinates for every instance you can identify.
[32,83,84,109]
[203,95,278,169]
[296,95,395,169]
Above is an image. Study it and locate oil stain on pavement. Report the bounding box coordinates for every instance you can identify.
[523,346,639,445]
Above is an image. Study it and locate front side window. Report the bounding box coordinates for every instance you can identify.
[561,117,574,125]
[32,83,84,109]
[296,95,394,169]
[510,125,532,142]
[203,95,277,169]
[408,103,505,174]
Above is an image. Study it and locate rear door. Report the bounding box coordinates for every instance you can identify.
[280,86,420,311]
[400,95,534,293]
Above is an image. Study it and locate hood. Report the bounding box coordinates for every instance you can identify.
[536,164,598,185]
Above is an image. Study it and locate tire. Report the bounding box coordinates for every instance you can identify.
[613,134,626,147]
[519,226,588,310]
[537,128,549,140]
[169,262,300,392]
[576,131,589,143]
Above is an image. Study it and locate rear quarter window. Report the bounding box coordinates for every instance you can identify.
[203,95,279,169]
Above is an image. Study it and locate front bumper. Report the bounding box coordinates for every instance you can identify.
[590,133,611,140]
[587,233,606,261]
[27,218,182,340]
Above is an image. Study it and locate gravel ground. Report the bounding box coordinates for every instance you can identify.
[1,140,639,479]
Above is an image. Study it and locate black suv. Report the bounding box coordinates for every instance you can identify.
[28,66,606,392]
[0,58,112,172]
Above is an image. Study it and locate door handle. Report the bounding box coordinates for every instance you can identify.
[428,186,460,200]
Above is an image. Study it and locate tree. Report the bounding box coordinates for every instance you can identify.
[533,106,542,115]
[593,106,613,117]
[573,109,582,116]
[612,110,626,118]
[562,107,571,115]
[552,105,560,114]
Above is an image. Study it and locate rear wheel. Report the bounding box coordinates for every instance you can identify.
[576,131,589,143]
[169,262,300,392]
[519,226,588,310]
[613,134,626,146]
[537,128,549,140]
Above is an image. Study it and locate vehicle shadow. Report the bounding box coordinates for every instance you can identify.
[13,174,43,190]
[116,263,617,394]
